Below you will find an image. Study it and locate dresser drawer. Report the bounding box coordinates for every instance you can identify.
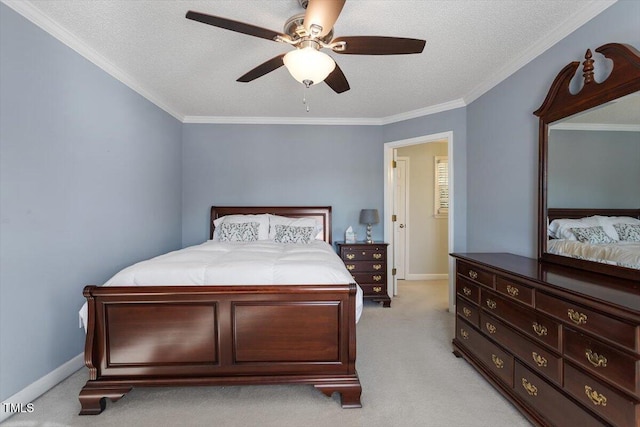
[496,276,533,306]
[352,272,386,286]
[514,362,607,427]
[456,319,514,387]
[456,297,479,328]
[340,246,386,261]
[564,328,640,398]
[481,312,562,385]
[343,261,385,273]
[564,362,639,427]
[457,277,480,305]
[536,292,638,351]
[457,261,494,288]
[481,290,561,351]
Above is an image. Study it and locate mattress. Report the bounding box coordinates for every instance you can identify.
[80,239,363,329]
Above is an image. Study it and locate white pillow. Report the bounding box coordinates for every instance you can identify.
[268,214,323,240]
[548,216,599,240]
[594,215,640,241]
[213,214,269,240]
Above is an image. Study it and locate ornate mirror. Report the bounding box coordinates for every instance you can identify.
[535,43,640,281]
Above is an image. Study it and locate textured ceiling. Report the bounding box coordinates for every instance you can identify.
[5,0,616,122]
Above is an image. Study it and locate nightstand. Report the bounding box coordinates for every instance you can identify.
[335,242,391,307]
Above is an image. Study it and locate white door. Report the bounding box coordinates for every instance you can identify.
[394,156,408,283]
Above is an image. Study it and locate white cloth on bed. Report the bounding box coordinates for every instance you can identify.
[79,240,363,330]
[547,239,640,269]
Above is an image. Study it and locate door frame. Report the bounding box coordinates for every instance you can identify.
[393,156,409,280]
[383,131,455,313]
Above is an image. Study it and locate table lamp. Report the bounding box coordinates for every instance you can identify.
[359,209,380,244]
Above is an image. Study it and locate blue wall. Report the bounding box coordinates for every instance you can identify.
[0,5,183,400]
[466,0,640,256]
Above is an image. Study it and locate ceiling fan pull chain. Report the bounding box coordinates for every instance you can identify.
[303,84,310,112]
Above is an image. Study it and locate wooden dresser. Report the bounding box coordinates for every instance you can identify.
[336,242,391,307]
[451,253,640,427]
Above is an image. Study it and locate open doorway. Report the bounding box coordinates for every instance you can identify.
[383,131,455,313]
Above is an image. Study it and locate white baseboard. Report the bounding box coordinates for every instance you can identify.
[0,352,84,422]
[404,273,449,281]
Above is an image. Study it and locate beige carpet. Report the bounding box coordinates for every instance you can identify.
[1,281,531,427]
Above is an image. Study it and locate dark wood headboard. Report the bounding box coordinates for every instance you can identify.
[548,208,640,222]
[210,206,332,243]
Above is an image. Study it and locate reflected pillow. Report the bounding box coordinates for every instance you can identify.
[570,226,616,244]
[595,216,640,240]
[273,225,315,244]
[549,217,599,240]
[218,222,260,242]
[613,223,640,242]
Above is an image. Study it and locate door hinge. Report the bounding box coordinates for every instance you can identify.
[392,268,397,276]
[392,160,397,168]
[392,214,397,222]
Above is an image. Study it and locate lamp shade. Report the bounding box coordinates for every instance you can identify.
[283,47,336,85]
[359,209,380,225]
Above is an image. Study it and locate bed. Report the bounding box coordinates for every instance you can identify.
[79,206,363,415]
[547,208,640,269]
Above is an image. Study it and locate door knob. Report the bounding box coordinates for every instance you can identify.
[399,224,405,228]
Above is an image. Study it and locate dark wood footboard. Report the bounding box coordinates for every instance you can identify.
[79,283,361,414]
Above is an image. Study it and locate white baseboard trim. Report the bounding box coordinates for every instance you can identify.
[404,273,449,281]
[1,352,84,422]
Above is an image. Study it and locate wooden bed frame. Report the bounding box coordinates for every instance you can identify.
[79,206,361,415]
[547,208,640,223]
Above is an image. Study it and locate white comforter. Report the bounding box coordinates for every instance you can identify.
[547,239,640,269]
[80,240,363,329]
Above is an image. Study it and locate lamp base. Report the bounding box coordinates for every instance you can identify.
[366,224,373,244]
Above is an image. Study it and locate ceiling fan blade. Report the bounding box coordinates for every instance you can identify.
[332,36,426,55]
[304,0,346,38]
[324,63,350,94]
[236,54,286,82]
[186,10,286,42]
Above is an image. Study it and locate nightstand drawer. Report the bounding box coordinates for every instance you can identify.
[352,272,386,285]
[340,247,386,261]
[343,261,385,272]
[359,283,387,296]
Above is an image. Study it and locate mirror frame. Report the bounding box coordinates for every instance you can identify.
[534,43,640,281]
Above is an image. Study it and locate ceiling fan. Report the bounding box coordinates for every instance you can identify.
[185,0,426,94]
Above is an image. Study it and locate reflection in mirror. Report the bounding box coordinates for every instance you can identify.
[546,93,640,270]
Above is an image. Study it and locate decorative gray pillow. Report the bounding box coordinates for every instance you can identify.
[570,226,616,244]
[273,225,315,244]
[613,223,640,242]
[218,222,259,242]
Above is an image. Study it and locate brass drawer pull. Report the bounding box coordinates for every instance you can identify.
[346,253,355,260]
[521,378,537,396]
[584,386,607,406]
[346,264,356,271]
[463,287,472,296]
[486,299,497,310]
[462,307,472,318]
[372,286,382,293]
[585,349,607,368]
[373,275,382,282]
[485,322,497,334]
[568,308,587,325]
[532,322,548,337]
[460,329,469,340]
[468,270,478,279]
[506,285,519,297]
[532,352,548,368]
[373,253,382,259]
[373,264,382,270]
[491,354,504,369]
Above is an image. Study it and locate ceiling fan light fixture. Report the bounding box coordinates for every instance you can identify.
[283,47,336,86]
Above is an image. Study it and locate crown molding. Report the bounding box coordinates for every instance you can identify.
[377,99,467,125]
[550,123,640,132]
[463,0,618,105]
[1,0,184,122]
